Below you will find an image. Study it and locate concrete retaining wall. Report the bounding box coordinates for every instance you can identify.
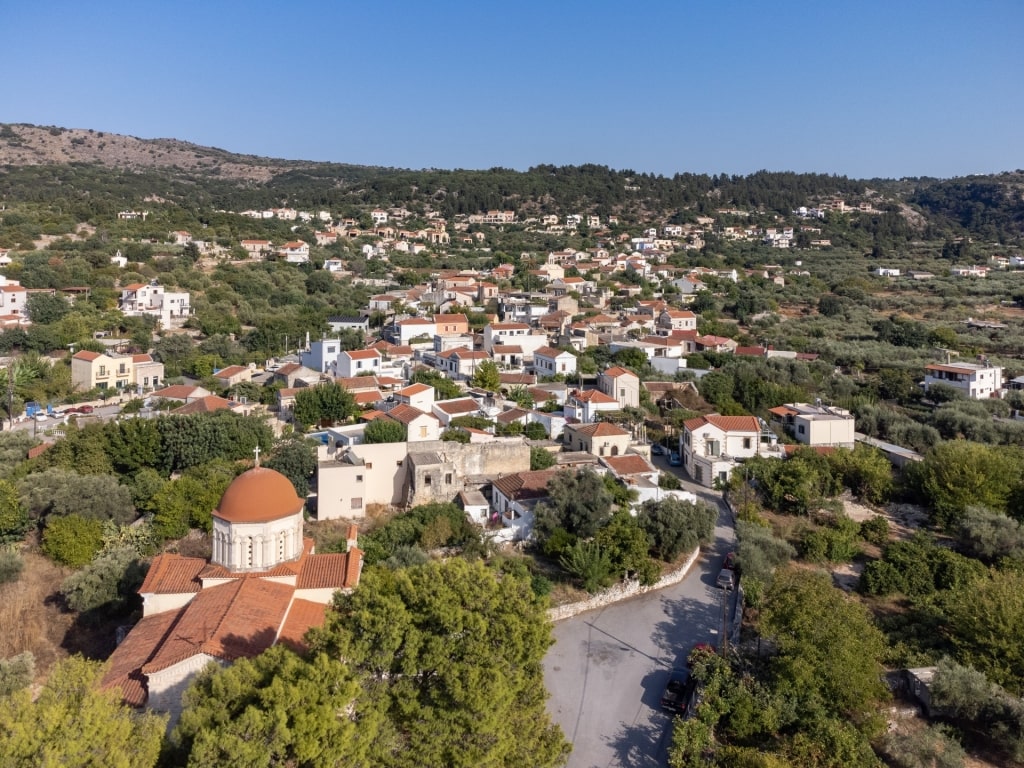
[547,546,701,622]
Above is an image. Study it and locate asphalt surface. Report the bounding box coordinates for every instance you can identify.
[544,457,736,768]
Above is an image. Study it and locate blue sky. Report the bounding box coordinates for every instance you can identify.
[3,0,1021,179]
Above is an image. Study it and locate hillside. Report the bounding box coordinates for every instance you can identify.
[0,122,1022,241]
[0,123,312,182]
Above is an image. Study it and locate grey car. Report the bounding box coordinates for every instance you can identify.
[716,568,735,591]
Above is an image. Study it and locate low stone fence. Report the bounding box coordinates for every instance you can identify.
[547,546,702,623]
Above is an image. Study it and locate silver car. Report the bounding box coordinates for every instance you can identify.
[716,568,735,591]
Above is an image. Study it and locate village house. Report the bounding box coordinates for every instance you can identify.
[768,402,856,448]
[597,366,641,409]
[278,241,310,264]
[240,239,273,259]
[563,421,632,457]
[564,388,620,423]
[71,351,165,393]
[923,360,1004,400]
[681,414,775,488]
[120,282,191,328]
[337,349,382,379]
[532,347,577,378]
[0,276,28,324]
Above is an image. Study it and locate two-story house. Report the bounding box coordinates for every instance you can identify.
[564,388,620,423]
[71,350,165,393]
[0,276,28,325]
[119,282,191,328]
[681,414,773,488]
[597,366,640,409]
[768,402,856,448]
[923,361,1004,400]
[657,309,697,333]
[532,347,577,378]
[337,349,382,379]
[278,241,310,264]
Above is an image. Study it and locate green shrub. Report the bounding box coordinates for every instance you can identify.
[859,560,905,596]
[559,541,615,593]
[859,515,890,546]
[0,652,34,697]
[0,550,23,585]
[41,514,104,567]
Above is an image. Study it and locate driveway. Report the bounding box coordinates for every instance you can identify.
[544,472,736,768]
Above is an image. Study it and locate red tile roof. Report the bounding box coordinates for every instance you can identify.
[601,454,655,475]
[684,414,760,433]
[345,349,381,361]
[571,389,618,404]
[172,395,234,415]
[492,468,560,502]
[140,579,295,673]
[534,346,571,358]
[297,549,363,590]
[101,609,184,706]
[353,390,383,406]
[72,350,102,361]
[398,382,433,397]
[139,554,206,595]
[601,366,637,379]
[277,599,327,653]
[387,403,436,425]
[571,421,630,437]
[433,398,480,415]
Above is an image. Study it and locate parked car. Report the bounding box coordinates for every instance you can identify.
[651,443,665,456]
[67,404,95,414]
[716,568,735,591]
[660,669,695,715]
[669,451,682,466]
[34,413,49,422]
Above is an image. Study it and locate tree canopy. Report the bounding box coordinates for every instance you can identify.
[307,559,570,768]
[0,655,166,768]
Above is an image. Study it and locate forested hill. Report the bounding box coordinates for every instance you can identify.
[1,123,1022,240]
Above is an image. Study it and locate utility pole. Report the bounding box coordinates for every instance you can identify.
[6,363,14,431]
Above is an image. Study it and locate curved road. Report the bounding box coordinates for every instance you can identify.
[544,465,736,768]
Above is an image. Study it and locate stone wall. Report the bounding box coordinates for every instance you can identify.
[415,438,531,477]
[547,546,701,622]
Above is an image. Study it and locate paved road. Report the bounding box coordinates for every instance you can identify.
[544,458,735,768]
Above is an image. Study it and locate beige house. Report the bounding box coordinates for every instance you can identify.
[71,350,165,393]
[386,404,442,442]
[768,403,855,448]
[598,366,640,409]
[212,364,253,389]
[563,421,632,457]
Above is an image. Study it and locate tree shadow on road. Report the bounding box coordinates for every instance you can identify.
[650,586,722,662]
[603,667,675,768]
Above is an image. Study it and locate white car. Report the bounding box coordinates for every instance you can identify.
[34,413,49,422]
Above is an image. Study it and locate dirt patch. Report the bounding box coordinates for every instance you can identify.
[0,550,74,679]
[831,561,864,592]
[841,495,927,541]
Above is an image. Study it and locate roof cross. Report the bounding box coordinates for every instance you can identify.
[253,445,260,467]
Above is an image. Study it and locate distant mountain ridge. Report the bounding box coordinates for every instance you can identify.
[0,122,1021,241]
[0,123,337,182]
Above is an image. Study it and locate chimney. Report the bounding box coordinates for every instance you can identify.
[346,523,359,552]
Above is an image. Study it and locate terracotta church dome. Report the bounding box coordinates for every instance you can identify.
[214,467,304,524]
